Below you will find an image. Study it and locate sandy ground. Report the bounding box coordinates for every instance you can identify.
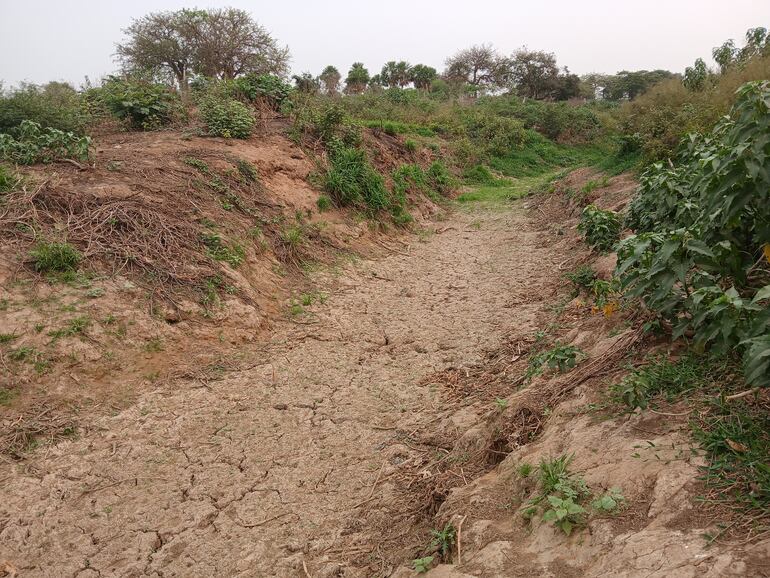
[0,202,561,577]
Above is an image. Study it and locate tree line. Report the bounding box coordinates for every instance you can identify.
[112,7,677,103]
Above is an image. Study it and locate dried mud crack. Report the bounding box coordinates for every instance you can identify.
[0,202,569,577]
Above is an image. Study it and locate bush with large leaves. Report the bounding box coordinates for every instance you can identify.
[618,81,770,388]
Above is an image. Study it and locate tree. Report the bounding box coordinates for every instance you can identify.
[683,58,709,91]
[380,61,412,88]
[510,48,559,99]
[368,74,384,90]
[602,70,675,100]
[739,27,770,61]
[712,40,738,74]
[444,44,512,94]
[579,73,614,99]
[552,68,581,101]
[410,64,437,90]
[293,72,319,94]
[345,62,370,94]
[194,8,290,79]
[319,65,341,95]
[117,8,290,86]
[116,9,205,90]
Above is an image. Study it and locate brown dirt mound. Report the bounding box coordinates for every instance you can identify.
[0,123,444,458]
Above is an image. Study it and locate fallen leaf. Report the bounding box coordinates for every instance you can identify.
[726,439,749,453]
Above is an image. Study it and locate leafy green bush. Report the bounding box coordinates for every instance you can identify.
[578,205,621,252]
[521,454,592,535]
[29,241,81,272]
[0,82,88,135]
[0,120,91,164]
[96,77,180,130]
[430,523,456,558]
[617,81,770,389]
[199,97,255,139]
[316,194,332,211]
[232,74,292,110]
[475,95,603,143]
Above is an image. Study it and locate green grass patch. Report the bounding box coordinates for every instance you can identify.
[456,171,562,205]
[355,119,435,137]
[607,352,769,525]
[30,241,81,273]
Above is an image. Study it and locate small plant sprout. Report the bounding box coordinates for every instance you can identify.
[542,495,586,535]
[591,487,625,512]
[412,556,434,574]
[430,522,456,558]
[565,265,596,290]
[517,462,533,478]
[316,194,332,211]
[494,397,509,411]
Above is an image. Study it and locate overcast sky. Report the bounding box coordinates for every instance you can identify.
[1,0,769,88]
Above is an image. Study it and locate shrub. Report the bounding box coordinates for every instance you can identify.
[577,205,621,252]
[617,81,770,388]
[403,138,417,152]
[232,74,292,110]
[97,77,180,130]
[0,82,88,135]
[199,98,255,139]
[0,120,91,164]
[618,55,770,162]
[29,241,81,272]
[316,194,332,211]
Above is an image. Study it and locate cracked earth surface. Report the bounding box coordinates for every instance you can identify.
[0,204,558,577]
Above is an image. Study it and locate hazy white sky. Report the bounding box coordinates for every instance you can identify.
[1,0,769,87]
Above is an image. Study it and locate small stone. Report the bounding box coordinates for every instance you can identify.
[273,403,288,410]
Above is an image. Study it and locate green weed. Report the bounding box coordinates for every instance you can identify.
[527,344,584,379]
[412,556,434,574]
[316,194,332,212]
[201,232,245,268]
[30,241,81,273]
[430,522,456,558]
[565,265,596,290]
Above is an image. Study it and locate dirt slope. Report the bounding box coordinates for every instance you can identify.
[0,124,441,449]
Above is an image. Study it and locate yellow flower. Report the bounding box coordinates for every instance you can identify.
[603,302,618,317]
